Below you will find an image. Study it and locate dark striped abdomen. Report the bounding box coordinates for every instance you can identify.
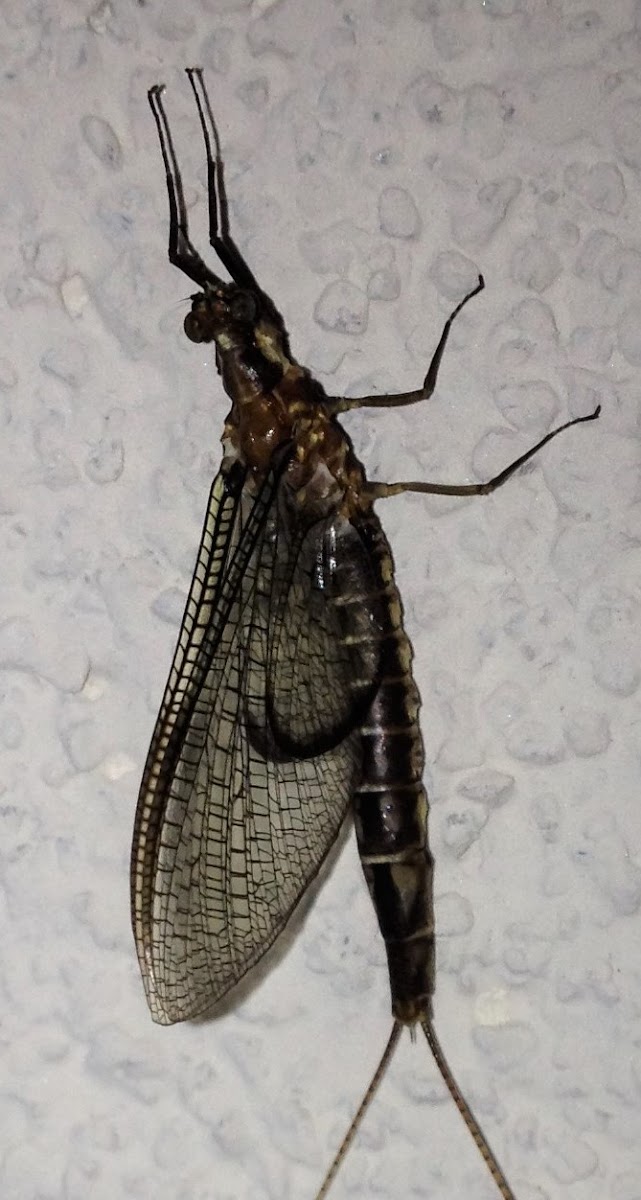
[352,511,434,1026]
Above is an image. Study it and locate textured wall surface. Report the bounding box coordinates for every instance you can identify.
[2,2,640,1199]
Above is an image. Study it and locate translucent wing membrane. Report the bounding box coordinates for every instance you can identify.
[249,491,383,759]
[131,457,380,1024]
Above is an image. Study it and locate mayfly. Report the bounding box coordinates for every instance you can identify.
[131,68,600,1200]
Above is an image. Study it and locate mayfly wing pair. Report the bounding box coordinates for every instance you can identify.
[131,68,600,1200]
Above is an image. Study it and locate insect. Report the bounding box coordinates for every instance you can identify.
[131,68,600,1200]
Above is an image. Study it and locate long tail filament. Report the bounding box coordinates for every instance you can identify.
[314,1018,517,1200]
[313,1021,402,1200]
[422,1017,516,1200]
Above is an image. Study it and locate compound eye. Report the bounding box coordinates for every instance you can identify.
[184,309,210,343]
[230,290,258,324]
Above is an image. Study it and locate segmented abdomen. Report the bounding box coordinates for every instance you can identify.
[351,511,435,1026]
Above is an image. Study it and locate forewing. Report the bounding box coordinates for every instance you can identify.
[131,455,283,1019]
[131,462,372,1024]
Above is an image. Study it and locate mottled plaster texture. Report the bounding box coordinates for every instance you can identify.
[2,2,640,1199]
